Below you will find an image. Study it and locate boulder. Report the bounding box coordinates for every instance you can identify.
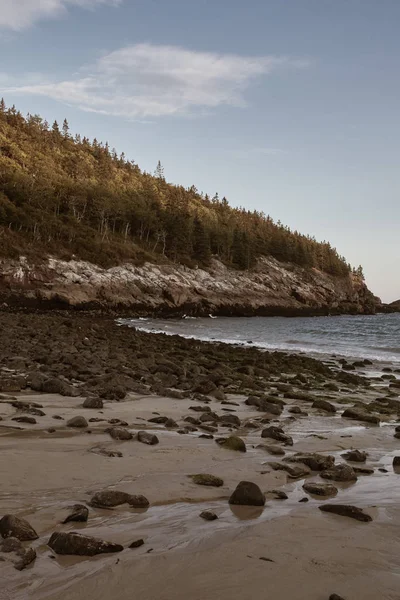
[302,482,338,497]
[62,504,89,524]
[48,531,123,556]
[12,416,37,424]
[67,416,88,428]
[261,426,293,446]
[190,474,224,487]
[164,418,178,428]
[320,464,357,482]
[319,504,372,522]
[42,378,80,397]
[256,443,286,456]
[341,408,380,424]
[90,490,149,509]
[312,399,336,413]
[341,449,367,463]
[200,511,218,521]
[82,397,103,409]
[229,481,265,506]
[137,431,159,445]
[148,416,169,424]
[219,414,241,427]
[285,452,335,471]
[106,427,133,440]
[0,515,38,541]
[0,537,36,571]
[393,456,400,467]
[269,462,310,478]
[217,436,246,452]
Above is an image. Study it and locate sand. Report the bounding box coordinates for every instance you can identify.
[1,384,400,600]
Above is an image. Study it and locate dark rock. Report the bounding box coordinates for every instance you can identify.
[90,490,133,508]
[261,426,293,446]
[91,447,123,458]
[137,431,159,445]
[256,443,286,456]
[319,504,372,522]
[0,515,38,541]
[321,464,357,482]
[199,434,214,439]
[288,406,302,414]
[219,414,241,427]
[353,466,374,475]
[148,416,168,424]
[184,416,200,425]
[312,399,336,413]
[266,490,288,500]
[129,539,145,548]
[393,456,400,467]
[341,449,367,463]
[62,504,89,524]
[82,397,103,409]
[302,482,338,497]
[285,452,335,471]
[200,510,218,521]
[106,427,133,440]
[12,416,37,424]
[329,595,346,600]
[269,462,310,478]
[229,481,265,506]
[0,537,37,571]
[217,435,246,452]
[190,474,224,487]
[67,416,88,428]
[342,408,380,424]
[299,497,309,503]
[48,531,123,556]
[164,418,178,428]
[42,378,80,397]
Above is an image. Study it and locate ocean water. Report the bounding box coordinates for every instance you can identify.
[120,313,400,364]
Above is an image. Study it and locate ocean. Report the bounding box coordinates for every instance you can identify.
[120,313,400,364]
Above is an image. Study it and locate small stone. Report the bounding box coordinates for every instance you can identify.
[148,416,168,424]
[321,464,357,482]
[266,490,288,500]
[190,474,224,487]
[200,511,218,521]
[11,416,37,424]
[261,426,293,446]
[106,427,133,441]
[217,436,246,452]
[299,497,309,503]
[129,539,145,548]
[342,449,367,463]
[303,482,338,497]
[393,456,400,467]
[256,444,285,456]
[312,399,336,413]
[67,416,88,428]
[268,462,310,479]
[342,408,380,424]
[48,532,123,556]
[137,431,159,445]
[82,397,103,409]
[229,481,265,506]
[62,504,89,524]
[319,504,372,522]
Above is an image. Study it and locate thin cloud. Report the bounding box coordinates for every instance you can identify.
[5,43,310,119]
[0,0,122,31]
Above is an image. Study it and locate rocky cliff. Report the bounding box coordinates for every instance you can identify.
[0,255,380,316]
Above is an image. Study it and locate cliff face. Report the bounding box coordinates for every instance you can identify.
[0,256,379,316]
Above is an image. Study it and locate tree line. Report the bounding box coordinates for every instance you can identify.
[0,99,363,278]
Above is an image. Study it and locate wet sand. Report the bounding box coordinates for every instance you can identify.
[1,376,400,600]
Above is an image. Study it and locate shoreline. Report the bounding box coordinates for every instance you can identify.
[1,311,400,599]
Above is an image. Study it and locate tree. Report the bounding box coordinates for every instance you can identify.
[62,118,70,138]
[154,160,164,180]
[192,216,211,265]
[52,120,60,135]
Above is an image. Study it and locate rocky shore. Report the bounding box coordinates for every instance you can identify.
[1,311,400,600]
[0,255,380,316]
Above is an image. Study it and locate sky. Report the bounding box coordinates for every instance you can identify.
[0,0,399,302]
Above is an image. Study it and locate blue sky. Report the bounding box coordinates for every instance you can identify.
[1,0,399,302]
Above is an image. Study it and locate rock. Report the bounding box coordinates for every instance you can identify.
[199,412,219,423]
[137,431,159,445]
[199,434,213,439]
[164,418,178,428]
[82,397,103,409]
[299,497,309,503]
[329,595,346,600]
[129,539,145,548]
[319,504,372,522]
[89,490,149,508]
[353,466,374,475]
[62,504,89,524]
[302,482,338,497]
[256,443,286,456]
[342,408,380,424]
[48,531,123,556]
[189,405,211,413]
[219,414,241,426]
[217,435,246,452]
[266,490,288,500]
[341,449,367,462]
[288,406,302,414]
[148,416,169,424]
[312,399,336,413]
[42,378,80,397]
[184,416,200,425]
[11,416,37,424]
[200,510,218,521]
[321,464,357,482]
[269,462,310,478]
[91,447,123,458]
[392,456,400,467]
[285,452,335,471]
[106,427,133,440]
[0,537,37,571]
[229,481,265,506]
[261,426,293,446]
[190,474,224,487]
[67,416,88,428]
[0,515,38,541]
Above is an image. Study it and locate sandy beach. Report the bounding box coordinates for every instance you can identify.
[0,313,400,600]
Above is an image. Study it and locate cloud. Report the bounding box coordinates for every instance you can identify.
[0,0,122,30]
[5,43,309,119]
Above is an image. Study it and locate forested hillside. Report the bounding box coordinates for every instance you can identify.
[0,100,358,277]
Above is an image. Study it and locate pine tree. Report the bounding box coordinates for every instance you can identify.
[0,98,5,113]
[62,118,70,138]
[155,160,164,180]
[52,120,60,135]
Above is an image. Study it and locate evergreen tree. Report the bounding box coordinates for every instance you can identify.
[155,160,165,180]
[192,216,211,265]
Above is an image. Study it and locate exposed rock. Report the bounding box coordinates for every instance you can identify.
[261,426,293,446]
[82,397,103,409]
[219,414,241,427]
[89,490,149,508]
[393,456,400,467]
[148,416,169,424]
[200,511,218,521]
[164,418,178,428]
[269,462,310,479]
[342,449,367,463]
[266,490,288,500]
[229,481,265,506]
[0,537,37,571]
[329,595,346,600]
[321,464,358,482]
[62,504,89,524]
[90,447,123,458]
[302,482,338,497]
[190,474,224,487]
[353,466,374,475]
[67,416,88,428]
[285,452,335,471]
[129,539,145,548]
[48,531,123,556]
[42,378,80,397]
[312,399,336,413]
[0,515,38,541]
[341,408,380,424]
[256,443,286,456]
[12,416,37,424]
[106,426,133,440]
[319,504,372,522]
[217,435,246,452]
[137,431,159,445]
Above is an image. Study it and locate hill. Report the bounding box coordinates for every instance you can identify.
[0,100,378,315]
